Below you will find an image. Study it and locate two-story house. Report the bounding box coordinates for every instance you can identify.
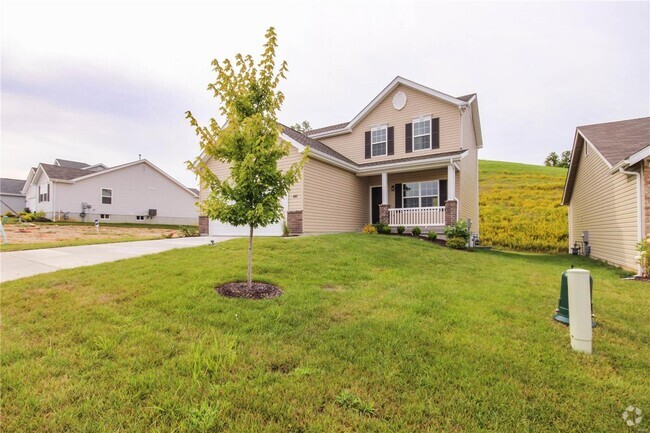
[200,76,483,237]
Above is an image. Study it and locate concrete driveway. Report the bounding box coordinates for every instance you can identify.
[0,236,234,283]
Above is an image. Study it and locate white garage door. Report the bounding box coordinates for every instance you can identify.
[208,197,287,237]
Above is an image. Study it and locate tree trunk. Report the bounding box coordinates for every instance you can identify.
[248,224,253,290]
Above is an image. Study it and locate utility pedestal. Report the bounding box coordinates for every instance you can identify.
[566,269,593,354]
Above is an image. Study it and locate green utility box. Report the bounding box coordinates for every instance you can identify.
[553,271,596,327]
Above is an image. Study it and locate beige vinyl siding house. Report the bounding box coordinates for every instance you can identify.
[200,76,483,239]
[562,117,650,273]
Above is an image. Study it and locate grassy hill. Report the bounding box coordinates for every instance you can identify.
[479,160,568,253]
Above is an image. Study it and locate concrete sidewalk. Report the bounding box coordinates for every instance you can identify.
[0,236,234,283]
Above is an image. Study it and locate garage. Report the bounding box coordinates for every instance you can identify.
[208,197,288,237]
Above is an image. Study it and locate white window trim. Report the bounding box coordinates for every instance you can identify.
[370,124,388,158]
[101,188,113,205]
[403,180,440,208]
[412,116,432,152]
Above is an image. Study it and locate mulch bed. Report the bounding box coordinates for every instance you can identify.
[216,282,283,299]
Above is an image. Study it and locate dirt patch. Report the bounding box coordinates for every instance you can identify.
[322,284,345,292]
[1,223,179,245]
[216,282,283,299]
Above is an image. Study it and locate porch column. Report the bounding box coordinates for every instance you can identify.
[445,164,458,226]
[447,164,456,200]
[379,171,389,225]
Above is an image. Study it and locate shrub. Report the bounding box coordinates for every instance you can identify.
[33,211,46,219]
[282,220,290,237]
[20,213,34,222]
[411,227,421,237]
[444,220,470,242]
[34,217,52,222]
[180,226,199,237]
[372,223,391,235]
[636,237,650,276]
[362,224,377,234]
[427,231,437,241]
[446,237,467,250]
[396,226,405,235]
[3,211,16,218]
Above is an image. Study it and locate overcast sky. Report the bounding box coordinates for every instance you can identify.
[2,1,649,188]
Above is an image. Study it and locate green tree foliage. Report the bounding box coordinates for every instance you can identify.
[186,27,306,289]
[291,120,311,133]
[545,150,571,168]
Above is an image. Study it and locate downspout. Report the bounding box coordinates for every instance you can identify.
[620,168,642,275]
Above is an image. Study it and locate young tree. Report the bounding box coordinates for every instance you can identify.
[186,27,306,290]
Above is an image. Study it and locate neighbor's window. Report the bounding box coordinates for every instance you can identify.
[100,214,110,220]
[136,215,145,221]
[371,125,387,157]
[413,117,431,151]
[403,181,439,208]
[101,188,112,204]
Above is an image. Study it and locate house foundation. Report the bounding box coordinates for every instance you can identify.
[379,204,389,225]
[444,199,458,226]
[199,216,209,235]
[287,210,303,235]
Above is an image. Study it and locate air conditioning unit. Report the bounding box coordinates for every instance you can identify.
[148,209,157,218]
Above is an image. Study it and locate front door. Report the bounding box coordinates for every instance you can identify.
[371,186,382,224]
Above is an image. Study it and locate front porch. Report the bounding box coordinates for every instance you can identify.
[367,163,459,229]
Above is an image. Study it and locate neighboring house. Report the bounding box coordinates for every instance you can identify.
[562,117,650,273]
[22,158,199,225]
[200,76,483,237]
[0,178,26,214]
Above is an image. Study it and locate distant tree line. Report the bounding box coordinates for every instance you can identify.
[545,151,571,168]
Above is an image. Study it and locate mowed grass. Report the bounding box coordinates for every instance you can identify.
[2,234,648,432]
[480,160,569,253]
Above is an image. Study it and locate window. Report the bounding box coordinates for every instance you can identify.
[101,188,112,204]
[100,214,110,220]
[403,181,439,208]
[38,185,50,202]
[136,215,145,221]
[371,125,387,157]
[413,117,431,151]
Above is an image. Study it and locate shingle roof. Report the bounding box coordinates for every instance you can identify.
[357,150,467,168]
[0,178,26,196]
[306,122,349,136]
[456,94,476,102]
[578,117,650,165]
[54,159,91,169]
[40,163,91,181]
[282,125,357,166]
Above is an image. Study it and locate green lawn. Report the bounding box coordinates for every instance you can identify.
[2,234,648,432]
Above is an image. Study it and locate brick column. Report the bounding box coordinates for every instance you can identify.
[287,211,303,235]
[198,216,209,235]
[379,204,389,225]
[444,199,457,226]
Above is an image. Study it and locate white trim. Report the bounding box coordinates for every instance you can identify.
[279,133,307,153]
[620,145,650,169]
[369,184,381,224]
[101,187,113,205]
[309,76,468,139]
[357,150,468,177]
[308,148,358,172]
[402,180,440,208]
[370,125,388,158]
[620,167,643,275]
[412,116,432,152]
[563,131,613,205]
[580,132,612,168]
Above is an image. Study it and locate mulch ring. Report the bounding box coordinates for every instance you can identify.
[216,282,283,299]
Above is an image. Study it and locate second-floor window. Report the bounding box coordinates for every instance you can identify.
[101,188,112,205]
[38,184,50,202]
[371,125,387,157]
[413,117,431,151]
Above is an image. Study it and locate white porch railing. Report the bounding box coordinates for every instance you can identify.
[388,206,445,227]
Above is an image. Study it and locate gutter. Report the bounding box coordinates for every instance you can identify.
[619,167,643,276]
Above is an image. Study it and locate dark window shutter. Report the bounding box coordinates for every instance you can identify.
[387,127,394,155]
[431,118,440,149]
[405,123,412,153]
[394,183,402,208]
[365,131,371,159]
[47,184,50,201]
[439,179,447,206]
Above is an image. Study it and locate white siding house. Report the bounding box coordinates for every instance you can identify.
[22,159,199,225]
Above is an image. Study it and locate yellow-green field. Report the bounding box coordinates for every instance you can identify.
[479,160,568,253]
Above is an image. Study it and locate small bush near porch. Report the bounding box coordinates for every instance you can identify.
[2,234,648,431]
